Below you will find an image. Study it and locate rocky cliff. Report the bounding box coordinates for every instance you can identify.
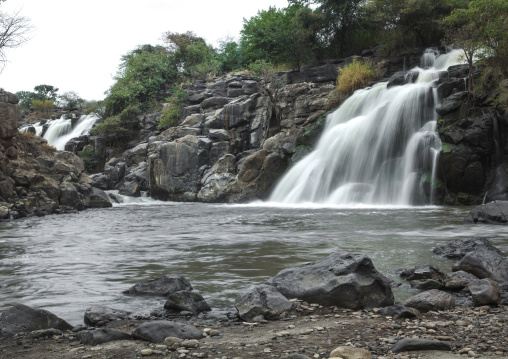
[81,49,508,205]
[0,90,111,220]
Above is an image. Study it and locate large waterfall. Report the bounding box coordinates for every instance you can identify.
[21,114,98,151]
[269,49,464,206]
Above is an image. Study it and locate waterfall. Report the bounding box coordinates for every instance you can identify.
[20,114,98,151]
[269,49,464,206]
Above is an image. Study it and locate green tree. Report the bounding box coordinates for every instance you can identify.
[369,0,468,52]
[104,45,178,117]
[164,31,218,79]
[241,5,318,70]
[216,37,244,74]
[33,84,59,101]
[58,91,85,110]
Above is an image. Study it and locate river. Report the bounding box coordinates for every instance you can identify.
[1,202,507,325]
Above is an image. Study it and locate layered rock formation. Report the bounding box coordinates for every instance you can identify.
[0,90,111,220]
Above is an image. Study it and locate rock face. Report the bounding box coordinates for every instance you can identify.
[266,252,394,309]
[0,90,111,219]
[464,201,508,224]
[234,284,293,322]
[0,303,73,338]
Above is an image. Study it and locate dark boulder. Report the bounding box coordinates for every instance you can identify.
[164,290,211,314]
[435,91,467,116]
[123,274,193,297]
[0,303,73,338]
[88,187,113,208]
[387,71,407,87]
[444,271,480,290]
[453,248,508,283]
[433,237,503,259]
[132,321,203,343]
[468,278,501,306]
[265,252,394,309]
[464,201,508,225]
[77,328,131,346]
[234,284,293,322]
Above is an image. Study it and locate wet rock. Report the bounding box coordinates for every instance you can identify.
[410,279,444,290]
[235,284,293,322]
[403,289,455,313]
[464,201,508,225]
[433,237,503,259]
[266,252,394,309]
[88,187,113,208]
[452,246,508,283]
[435,91,467,116]
[391,338,451,353]
[406,265,445,281]
[0,303,73,338]
[329,346,372,358]
[132,321,203,343]
[445,271,480,289]
[387,71,407,87]
[468,278,501,306]
[84,306,131,326]
[76,328,131,346]
[164,290,211,314]
[375,305,421,320]
[123,274,193,297]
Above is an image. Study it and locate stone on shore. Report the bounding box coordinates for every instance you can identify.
[452,246,508,283]
[468,278,501,306]
[329,346,372,358]
[235,284,293,322]
[76,328,131,346]
[375,305,421,320]
[123,274,193,296]
[0,303,73,338]
[266,252,394,309]
[132,321,203,343]
[444,271,480,290]
[391,338,451,353]
[164,290,211,314]
[403,289,455,313]
[84,306,131,326]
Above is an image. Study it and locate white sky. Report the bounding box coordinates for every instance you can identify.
[0,0,289,101]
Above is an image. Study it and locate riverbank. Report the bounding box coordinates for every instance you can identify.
[2,303,507,359]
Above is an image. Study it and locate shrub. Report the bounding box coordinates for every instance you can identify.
[78,147,103,173]
[158,86,188,130]
[31,99,55,117]
[336,60,377,98]
[91,104,141,147]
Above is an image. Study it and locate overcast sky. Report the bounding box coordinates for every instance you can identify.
[0,0,289,101]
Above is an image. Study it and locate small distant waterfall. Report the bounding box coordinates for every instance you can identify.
[21,114,98,151]
[269,49,464,206]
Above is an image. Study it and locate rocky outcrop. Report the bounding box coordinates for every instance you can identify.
[0,90,111,219]
[265,252,394,309]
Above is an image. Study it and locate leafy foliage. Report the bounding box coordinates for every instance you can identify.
[31,99,54,116]
[78,147,103,174]
[336,59,377,98]
[58,91,85,110]
[158,86,188,130]
[104,45,178,117]
[91,104,142,147]
[241,5,318,70]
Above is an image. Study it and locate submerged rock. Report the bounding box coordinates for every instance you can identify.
[235,284,293,322]
[123,274,193,297]
[266,252,394,309]
[464,201,508,225]
[0,303,73,338]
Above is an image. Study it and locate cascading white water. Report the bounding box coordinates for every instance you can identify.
[269,49,464,206]
[20,114,98,151]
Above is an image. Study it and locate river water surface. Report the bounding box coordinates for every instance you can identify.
[1,202,507,324]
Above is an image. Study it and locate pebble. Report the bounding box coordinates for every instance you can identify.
[141,349,153,356]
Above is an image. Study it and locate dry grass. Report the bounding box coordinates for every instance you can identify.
[336,59,377,98]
